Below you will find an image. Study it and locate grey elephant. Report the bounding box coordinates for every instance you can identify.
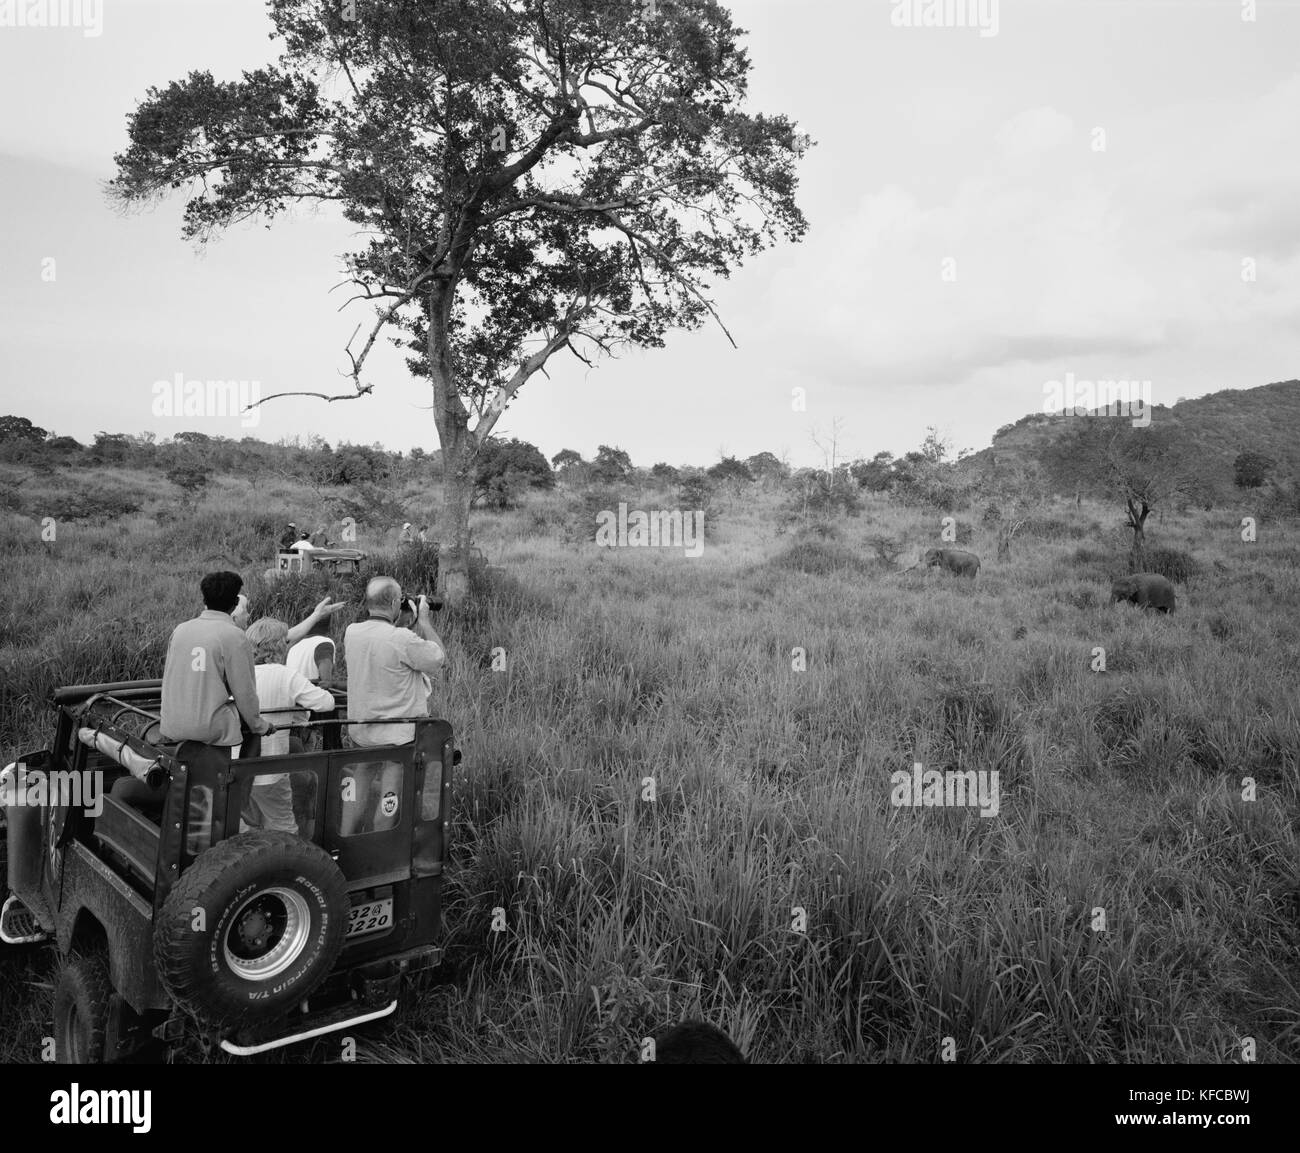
[1110,573,1176,613]
[923,548,980,578]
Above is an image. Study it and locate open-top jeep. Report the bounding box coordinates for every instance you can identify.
[0,679,458,1061]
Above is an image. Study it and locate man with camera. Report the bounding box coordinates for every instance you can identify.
[342,577,446,832]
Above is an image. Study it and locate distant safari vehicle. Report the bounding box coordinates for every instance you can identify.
[270,547,368,579]
[1,679,459,1061]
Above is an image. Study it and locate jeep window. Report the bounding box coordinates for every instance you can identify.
[185,784,214,857]
[420,758,442,822]
[337,760,403,837]
[238,769,319,838]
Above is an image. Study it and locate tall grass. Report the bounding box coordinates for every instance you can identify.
[1,470,1297,1062]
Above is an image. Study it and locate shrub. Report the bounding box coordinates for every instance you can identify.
[562,486,633,545]
[473,438,554,508]
[779,469,861,527]
[49,488,142,524]
[1233,450,1276,489]
[590,445,633,484]
[677,471,710,511]
[706,456,754,483]
[166,464,211,506]
[866,534,905,566]
[1067,587,1098,610]
[769,537,871,577]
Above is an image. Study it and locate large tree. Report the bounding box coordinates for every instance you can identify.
[109,0,810,595]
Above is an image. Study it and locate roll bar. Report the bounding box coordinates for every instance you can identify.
[53,679,163,704]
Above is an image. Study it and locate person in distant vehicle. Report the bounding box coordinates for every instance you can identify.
[289,531,318,552]
[242,618,334,834]
[417,525,430,544]
[309,524,331,548]
[343,577,446,833]
[398,522,415,545]
[278,523,299,550]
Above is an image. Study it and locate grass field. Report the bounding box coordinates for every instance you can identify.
[1,466,1298,1063]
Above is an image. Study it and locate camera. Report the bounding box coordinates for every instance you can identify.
[400,593,443,618]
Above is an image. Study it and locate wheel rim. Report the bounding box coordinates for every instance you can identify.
[222,886,312,981]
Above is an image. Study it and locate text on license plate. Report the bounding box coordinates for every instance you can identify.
[347,898,393,938]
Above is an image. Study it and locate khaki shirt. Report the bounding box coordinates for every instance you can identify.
[344,618,444,746]
[160,610,266,746]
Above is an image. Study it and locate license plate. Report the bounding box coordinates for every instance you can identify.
[347,898,393,938]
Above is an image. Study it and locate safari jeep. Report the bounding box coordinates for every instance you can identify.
[0,679,458,1061]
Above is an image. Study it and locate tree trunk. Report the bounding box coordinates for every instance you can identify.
[1126,498,1149,558]
[439,433,473,602]
[427,281,474,603]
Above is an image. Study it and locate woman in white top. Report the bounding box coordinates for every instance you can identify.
[243,618,335,834]
[286,619,336,683]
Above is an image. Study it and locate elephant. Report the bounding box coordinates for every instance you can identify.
[923,548,980,578]
[1110,573,1176,613]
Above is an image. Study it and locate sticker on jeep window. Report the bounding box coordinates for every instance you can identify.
[381,791,399,818]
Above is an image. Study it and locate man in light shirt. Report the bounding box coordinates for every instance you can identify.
[158,572,273,752]
[343,577,446,832]
[113,571,275,826]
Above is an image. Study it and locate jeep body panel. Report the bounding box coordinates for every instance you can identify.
[4,679,457,1054]
[56,841,166,1011]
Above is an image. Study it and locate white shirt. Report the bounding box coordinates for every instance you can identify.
[286,635,336,681]
[290,538,318,552]
[344,618,444,746]
[253,664,335,757]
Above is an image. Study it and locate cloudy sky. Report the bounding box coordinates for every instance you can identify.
[1,0,1297,468]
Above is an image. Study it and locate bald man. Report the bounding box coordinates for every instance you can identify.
[342,577,446,832]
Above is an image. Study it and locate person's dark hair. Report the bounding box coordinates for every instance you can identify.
[199,571,243,614]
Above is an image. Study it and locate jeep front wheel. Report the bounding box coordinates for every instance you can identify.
[54,951,113,1063]
[153,831,349,1029]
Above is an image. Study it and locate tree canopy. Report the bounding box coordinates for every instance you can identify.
[109,0,811,590]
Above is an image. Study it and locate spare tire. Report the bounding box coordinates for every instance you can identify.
[154,830,349,1028]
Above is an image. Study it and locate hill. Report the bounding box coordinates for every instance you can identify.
[970,379,1300,496]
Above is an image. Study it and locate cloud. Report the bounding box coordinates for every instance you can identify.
[770,75,1300,388]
